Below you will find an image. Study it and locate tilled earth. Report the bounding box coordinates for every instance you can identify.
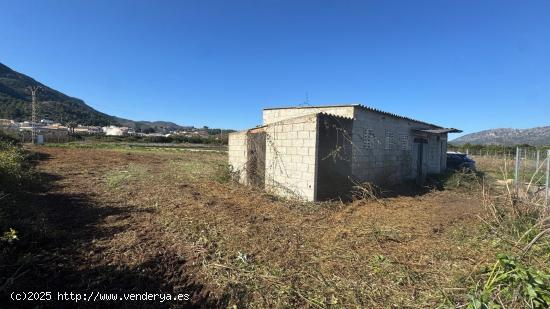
[1,146,495,308]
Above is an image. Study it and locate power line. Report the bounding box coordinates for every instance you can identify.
[26,86,42,144]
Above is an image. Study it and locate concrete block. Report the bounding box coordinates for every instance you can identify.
[303,122,316,131]
[303,139,316,147]
[302,155,315,165]
[297,131,309,139]
[292,139,304,146]
[293,123,304,131]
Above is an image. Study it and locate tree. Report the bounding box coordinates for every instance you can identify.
[67,121,77,133]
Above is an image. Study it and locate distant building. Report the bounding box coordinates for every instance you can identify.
[229,104,461,201]
[141,133,169,137]
[46,123,67,130]
[18,121,35,131]
[173,129,209,138]
[0,119,14,126]
[74,125,103,134]
[0,119,16,130]
[102,126,129,136]
[40,119,54,125]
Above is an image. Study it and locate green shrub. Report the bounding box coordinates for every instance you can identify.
[467,254,550,309]
[142,136,171,143]
[214,163,233,183]
[0,131,20,145]
[0,143,34,191]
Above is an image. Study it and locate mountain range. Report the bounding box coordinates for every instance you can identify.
[451,127,550,146]
[0,62,188,132]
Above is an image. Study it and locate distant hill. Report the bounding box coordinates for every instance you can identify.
[451,127,550,146]
[0,62,187,132]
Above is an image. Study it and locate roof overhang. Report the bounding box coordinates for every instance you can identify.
[263,104,359,111]
[413,128,462,134]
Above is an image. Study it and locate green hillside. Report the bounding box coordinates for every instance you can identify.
[0,62,189,132]
[0,62,116,126]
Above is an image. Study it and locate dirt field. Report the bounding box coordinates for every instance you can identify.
[2,146,497,308]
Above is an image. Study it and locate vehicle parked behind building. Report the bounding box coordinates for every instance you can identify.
[446,152,476,171]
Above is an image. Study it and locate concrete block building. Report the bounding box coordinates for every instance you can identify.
[228,104,460,201]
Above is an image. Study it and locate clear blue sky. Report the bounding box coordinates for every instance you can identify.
[1,0,549,137]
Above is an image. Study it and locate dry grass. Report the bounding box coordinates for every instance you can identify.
[2,145,501,308]
[473,155,547,187]
[457,155,550,308]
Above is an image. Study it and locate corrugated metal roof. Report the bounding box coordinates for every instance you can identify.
[263,104,450,129]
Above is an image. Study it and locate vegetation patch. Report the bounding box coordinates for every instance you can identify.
[0,138,41,296]
[104,164,147,188]
[0,133,37,192]
[452,155,550,308]
[467,254,549,308]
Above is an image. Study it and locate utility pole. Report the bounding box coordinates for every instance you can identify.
[27,86,42,144]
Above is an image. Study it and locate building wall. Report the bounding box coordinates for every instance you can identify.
[230,105,450,201]
[264,114,319,201]
[350,108,446,185]
[263,106,354,125]
[228,130,248,184]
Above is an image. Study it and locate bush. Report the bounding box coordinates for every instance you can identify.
[443,170,482,190]
[467,254,550,308]
[0,130,19,145]
[0,142,35,192]
[213,163,234,183]
[0,141,30,290]
[142,136,171,143]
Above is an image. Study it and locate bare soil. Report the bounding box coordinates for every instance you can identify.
[1,146,496,308]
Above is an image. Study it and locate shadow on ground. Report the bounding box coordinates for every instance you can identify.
[0,154,223,308]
